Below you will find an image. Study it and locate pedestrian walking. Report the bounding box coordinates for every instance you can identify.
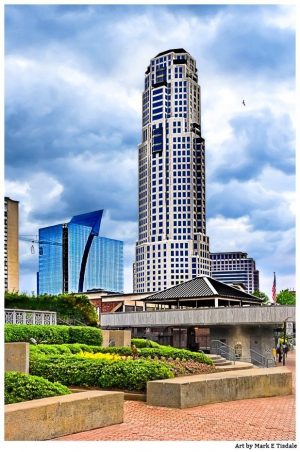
[283,343,289,358]
[276,343,282,363]
[272,347,277,364]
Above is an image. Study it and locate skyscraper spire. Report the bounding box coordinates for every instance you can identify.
[133,49,210,293]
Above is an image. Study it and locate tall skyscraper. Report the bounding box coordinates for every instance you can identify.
[210,251,259,294]
[134,49,210,293]
[38,210,124,295]
[4,197,19,292]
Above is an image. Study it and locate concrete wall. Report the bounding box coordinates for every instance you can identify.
[100,305,295,328]
[5,342,29,374]
[101,329,132,347]
[5,390,124,441]
[108,330,131,347]
[210,325,275,364]
[147,367,292,409]
[102,330,110,347]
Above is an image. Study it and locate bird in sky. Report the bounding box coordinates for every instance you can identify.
[242,100,246,106]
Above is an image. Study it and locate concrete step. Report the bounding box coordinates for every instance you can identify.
[207,354,232,366]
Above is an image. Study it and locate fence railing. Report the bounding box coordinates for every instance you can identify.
[210,340,237,364]
[57,316,86,326]
[249,348,274,368]
[210,339,274,367]
[5,309,57,326]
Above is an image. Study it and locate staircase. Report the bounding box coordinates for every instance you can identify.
[209,354,233,367]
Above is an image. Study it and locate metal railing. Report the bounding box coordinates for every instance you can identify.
[249,348,274,368]
[210,340,274,367]
[210,340,237,364]
[5,308,57,325]
[57,316,86,326]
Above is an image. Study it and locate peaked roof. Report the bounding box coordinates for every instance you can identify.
[69,210,103,236]
[145,276,261,303]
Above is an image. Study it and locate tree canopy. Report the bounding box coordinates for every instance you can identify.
[276,289,296,305]
[5,292,98,326]
[252,290,269,303]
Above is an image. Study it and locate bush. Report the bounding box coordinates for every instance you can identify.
[131,338,161,348]
[5,324,70,344]
[5,371,71,404]
[93,344,213,365]
[29,343,213,365]
[5,291,98,326]
[30,354,173,391]
[97,359,173,391]
[29,343,109,357]
[138,346,214,365]
[5,324,103,345]
[68,326,102,345]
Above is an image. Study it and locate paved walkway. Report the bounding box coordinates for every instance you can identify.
[54,350,296,441]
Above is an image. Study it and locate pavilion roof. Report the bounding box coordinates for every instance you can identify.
[145,276,261,304]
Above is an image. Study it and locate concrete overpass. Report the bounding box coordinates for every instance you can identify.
[100,305,295,365]
[100,305,295,328]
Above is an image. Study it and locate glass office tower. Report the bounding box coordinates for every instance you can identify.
[134,49,210,293]
[211,252,260,294]
[38,210,123,295]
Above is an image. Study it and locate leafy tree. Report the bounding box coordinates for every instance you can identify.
[252,290,269,303]
[5,291,98,326]
[276,289,296,305]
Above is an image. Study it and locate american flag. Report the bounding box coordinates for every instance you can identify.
[272,272,276,302]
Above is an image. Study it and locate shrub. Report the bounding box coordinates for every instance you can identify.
[5,324,70,344]
[97,359,173,391]
[5,291,98,326]
[78,351,122,361]
[68,326,102,345]
[5,324,103,346]
[131,338,161,348]
[165,359,220,377]
[30,355,106,387]
[138,346,214,365]
[29,343,213,365]
[5,371,71,404]
[29,343,108,357]
[30,354,173,391]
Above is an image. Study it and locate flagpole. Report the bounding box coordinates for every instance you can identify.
[272,272,276,304]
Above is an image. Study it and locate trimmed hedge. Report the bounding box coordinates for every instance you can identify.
[30,343,114,357]
[5,324,103,346]
[131,338,161,348]
[97,345,213,365]
[5,371,71,404]
[30,355,173,391]
[29,343,213,365]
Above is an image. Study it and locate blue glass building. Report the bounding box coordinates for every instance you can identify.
[38,210,123,295]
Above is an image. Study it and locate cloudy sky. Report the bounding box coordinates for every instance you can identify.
[5,3,296,298]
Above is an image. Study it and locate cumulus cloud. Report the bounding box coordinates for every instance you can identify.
[208,215,295,298]
[5,4,295,297]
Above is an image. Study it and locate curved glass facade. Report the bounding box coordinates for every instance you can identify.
[38,213,123,295]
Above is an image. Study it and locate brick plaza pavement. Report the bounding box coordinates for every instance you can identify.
[54,349,296,441]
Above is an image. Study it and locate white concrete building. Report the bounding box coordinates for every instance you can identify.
[134,49,210,293]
